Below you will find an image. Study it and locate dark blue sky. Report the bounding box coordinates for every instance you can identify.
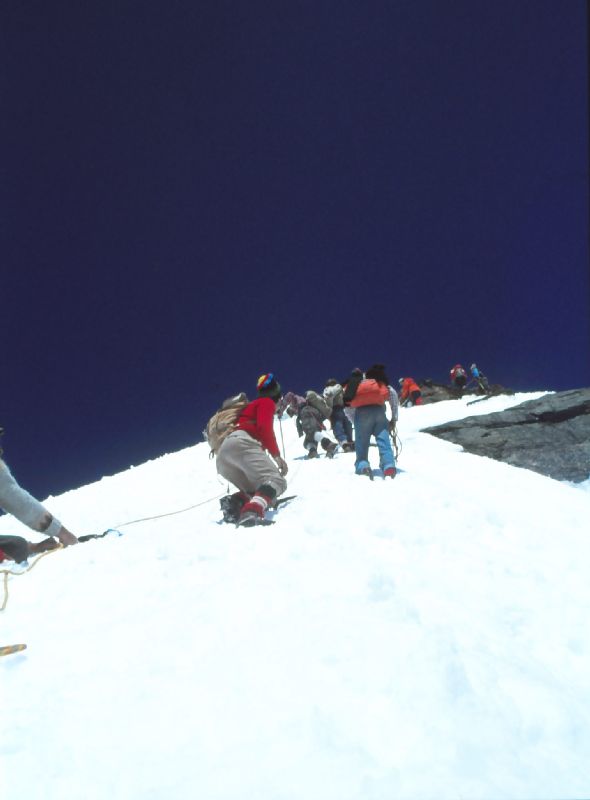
[2,1,589,500]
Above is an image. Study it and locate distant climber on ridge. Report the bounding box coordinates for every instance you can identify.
[398,377,423,407]
[450,363,468,392]
[468,363,489,394]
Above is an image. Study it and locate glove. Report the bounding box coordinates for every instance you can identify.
[388,420,396,435]
[274,455,289,476]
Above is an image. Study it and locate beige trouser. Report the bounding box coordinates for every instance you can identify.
[216,431,287,497]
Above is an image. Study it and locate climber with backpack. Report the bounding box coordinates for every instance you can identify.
[468,363,489,394]
[323,378,354,451]
[211,373,288,527]
[343,364,397,479]
[450,363,468,392]
[276,391,306,419]
[295,390,338,459]
[398,377,423,407]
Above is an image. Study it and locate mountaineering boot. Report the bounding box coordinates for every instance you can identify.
[359,467,373,480]
[237,485,276,527]
[307,448,318,459]
[341,442,355,453]
[383,467,396,479]
[326,442,338,458]
[237,510,261,527]
[220,491,250,524]
[321,438,338,458]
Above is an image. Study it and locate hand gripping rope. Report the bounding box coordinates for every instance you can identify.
[1,543,64,612]
[0,491,230,614]
[1,420,294,622]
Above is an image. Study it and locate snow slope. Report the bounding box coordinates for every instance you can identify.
[2,392,590,800]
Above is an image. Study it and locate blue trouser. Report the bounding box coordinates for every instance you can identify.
[330,405,353,444]
[353,404,395,473]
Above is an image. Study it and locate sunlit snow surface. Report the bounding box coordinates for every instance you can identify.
[2,392,590,800]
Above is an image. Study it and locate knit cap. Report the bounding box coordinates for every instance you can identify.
[257,373,282,400]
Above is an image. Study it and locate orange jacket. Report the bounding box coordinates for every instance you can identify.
[399,378,421,403]
[349,379,389,408]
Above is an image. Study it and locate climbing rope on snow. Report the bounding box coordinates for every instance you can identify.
[1,543,64,611]
[0,490,228,612]
[392,431,402,461]
[109,491,227,531]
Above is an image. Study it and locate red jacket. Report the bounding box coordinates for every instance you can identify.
[399,378,421,403]
[236,397,280,457]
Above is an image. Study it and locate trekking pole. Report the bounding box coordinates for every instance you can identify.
[278,415,286,458]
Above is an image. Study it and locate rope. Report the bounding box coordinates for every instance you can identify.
[0,490,227,612]
[392,431,402,461]
[388,422,402,461]
[1,543,63,611]
[110,492,225,530]
[1,572,8,612]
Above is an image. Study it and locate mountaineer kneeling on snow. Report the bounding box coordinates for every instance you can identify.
[215,373,288,527]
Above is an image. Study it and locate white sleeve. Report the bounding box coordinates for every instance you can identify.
[388,386,399,421]
[0,459,62,537]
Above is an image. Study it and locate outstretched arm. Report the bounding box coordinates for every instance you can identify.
[0,460,78,546]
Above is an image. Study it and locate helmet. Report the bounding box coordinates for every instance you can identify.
[398,378,404,386]
[470,363,477,369]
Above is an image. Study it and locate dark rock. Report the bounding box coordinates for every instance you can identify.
[417,379,514,405]
[422,388,590,483]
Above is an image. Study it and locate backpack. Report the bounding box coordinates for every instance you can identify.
[350,379,388,408]
[305,390,331,419]
[205,392,249,456]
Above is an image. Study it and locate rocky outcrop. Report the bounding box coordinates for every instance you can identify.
[422,388,590,483]
[417,379,513,405]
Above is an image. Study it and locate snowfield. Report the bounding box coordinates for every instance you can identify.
[2,391,590,800]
